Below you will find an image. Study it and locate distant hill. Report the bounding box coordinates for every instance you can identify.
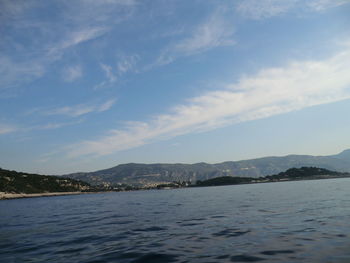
[266,166,341,179]
[65,149,350,187]
[0,168,92,194]
[195,167,349,187]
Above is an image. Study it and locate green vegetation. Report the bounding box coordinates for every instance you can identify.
[1,166,349,194]
[266,167,339,180]
[193,167,349,187]
[195,177,252,187]
[0,168,92,194]
[66,149,350,186]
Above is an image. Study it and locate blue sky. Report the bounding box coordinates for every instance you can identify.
[1,0,350,174]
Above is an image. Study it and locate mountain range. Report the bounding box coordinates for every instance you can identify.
[65,149,350,187]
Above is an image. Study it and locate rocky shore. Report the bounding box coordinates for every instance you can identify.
[0,191,89,200]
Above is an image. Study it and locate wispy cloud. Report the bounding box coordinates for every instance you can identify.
[236,0,297,19]
[48,27,109,59]
[98,99,117,112]
[307,0,350,11]
[117,54,139,74]
[31,119,85,130]
[0,0,37,22]
[0,55,45,90]
[62,65,83,82]
[236,0,349,19]
[95,55,139,89]
[0,119,85,136]
[79,0,137,6]
[100,63,117,83]
[94,64,118,89]
[67,46,350,157]
[0,124,17,135]
[0,26,106,90]
[0,26,107,91]
[46,99,116,117]
[0,0,137,91]
[156,10,235,66]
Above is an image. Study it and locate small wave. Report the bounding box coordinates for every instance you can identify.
[179,222,203,226]
[230,254,266,262]
[216,254,230,259]
[132,226,167,232]
[260,250,295,255]
[211,215,227,218]
[213,229,250,238]
[131,253,178,263]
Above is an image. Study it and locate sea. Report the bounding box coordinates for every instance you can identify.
[1,178,350,263]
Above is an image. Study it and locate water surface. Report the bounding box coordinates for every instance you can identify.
[1,178,350,262]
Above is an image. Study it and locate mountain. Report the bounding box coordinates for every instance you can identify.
[0,168,93,194]
[65,149,350,187]
[196,167,347,187]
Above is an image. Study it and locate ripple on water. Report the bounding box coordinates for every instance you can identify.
[179,222,203,226]
[2,178,350,263]
[260,250,295,255]
[210,215,227,218]
[132,226,167,232]
[216,254,230,259]
[54,246,87,255]
[230,254,266,262]
[130,253,178,263]
[96,220,133,227]
[212,229,250,238]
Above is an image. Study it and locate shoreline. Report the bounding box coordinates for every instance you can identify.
[2,176,350,200]
[0,191,103,200]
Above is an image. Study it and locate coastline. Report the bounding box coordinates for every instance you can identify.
[0,191,99,200]
[2,175,350,200]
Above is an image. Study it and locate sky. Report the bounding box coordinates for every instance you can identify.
[1,0,350,175]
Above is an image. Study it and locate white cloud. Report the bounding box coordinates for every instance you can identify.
[156,10,235,66]
[94,64,118,89]
[46,99,116,117]
[117,54,139,73]
[25,119,85,131]
[0,119,85,135]
[0,0,37,21]
[81,0,137,5]
[62,65,83,82]
[0,55,45,90]
[307,0,350,11]
[48,27,109,59]
[95,55,139,89]
[0,0,137,90]
[0,26,107,90]
[100,63,117,83]
[67,46,350,157]
[47,105,94,117]
[236,0,297,19]
[98,99,117,112]
[236,0,349,19]
[0,124,17,135]
[174,15,235,55]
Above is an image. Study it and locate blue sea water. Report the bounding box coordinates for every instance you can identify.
[1,178,350,263]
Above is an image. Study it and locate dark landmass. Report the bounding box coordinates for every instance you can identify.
[1,166,349,199]
[0,168,93,194]
[265,166,340,180]
[195,167,350,187]
[195,176,254,187]
[66,149,350,187]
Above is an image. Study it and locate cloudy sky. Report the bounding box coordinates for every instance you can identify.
[1,0,350,174]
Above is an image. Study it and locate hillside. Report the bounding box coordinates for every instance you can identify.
[65,149,350,187]
[0,168,92,194]
[195,167,349,187]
